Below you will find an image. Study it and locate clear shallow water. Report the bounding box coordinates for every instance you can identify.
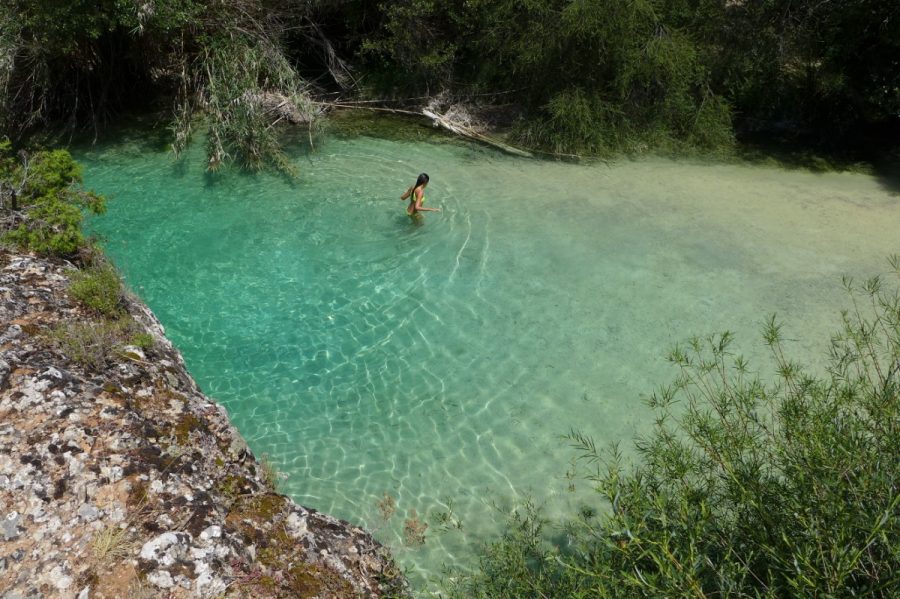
[77,126,899,592]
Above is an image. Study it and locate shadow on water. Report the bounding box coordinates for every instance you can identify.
[872,150,900,196]
[325,109,447,144]
[736,121,900,197]
[201,166,303,192]
[66,111,174,154]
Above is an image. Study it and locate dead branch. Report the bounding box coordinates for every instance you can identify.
[422,108,534,158]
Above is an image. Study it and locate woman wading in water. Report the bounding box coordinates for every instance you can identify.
[401,173,440,218]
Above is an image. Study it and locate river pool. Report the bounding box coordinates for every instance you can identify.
[77,120,899,592]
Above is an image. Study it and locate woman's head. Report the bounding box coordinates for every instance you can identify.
[415,173,429,189]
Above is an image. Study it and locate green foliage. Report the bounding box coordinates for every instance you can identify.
[656,0,900,148]
[6,190,86,255]
[1,146,105,257]
[446,261,900,598]
[130,332,155,349]
[68,261,124,317]
[2,0,316,171]
[0,139,13,173]
[174,33,316,173]
[4,0,897,162]
[359,0,471,91]
[49,256,151,371]
[360,0,734,155]
[24,149,83,197]
[356,0,898,156]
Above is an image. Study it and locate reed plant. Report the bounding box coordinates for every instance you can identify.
[444,259,899,598]
[171,33,317,174]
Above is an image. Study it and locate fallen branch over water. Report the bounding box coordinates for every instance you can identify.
[421,109,534,158]
[318,101,422,116]
[318,101,582,160]
[318,100,534,158]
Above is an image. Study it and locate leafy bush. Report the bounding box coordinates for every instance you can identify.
[445,260,900,598]
[68,261,124,317]
[1,145,105,257]
[361,0,734,156]
[1,1,317,171]
[180,34,314,173]
[5,190,86,255]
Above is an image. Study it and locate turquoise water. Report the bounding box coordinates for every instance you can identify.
[77,124,899,592]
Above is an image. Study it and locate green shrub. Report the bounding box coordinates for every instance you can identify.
[68,261,124,317]
[5,190,86,255]
[446,259,900,598]
[24,150,83,198]
[48,318,143,371]
[130,332,154,349]
[1,147,105,257]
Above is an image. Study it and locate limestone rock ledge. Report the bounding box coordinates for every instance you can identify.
[0,252,407,598]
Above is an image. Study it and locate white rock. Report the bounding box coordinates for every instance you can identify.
[49,564,72,590]
[285,511,308,538]
[29,504,47,523]
[47,516,62,534]
[139,532,190,567]
[195,571,227,596]
[101,465,123,483]
[214,543,232,559]
[157,513,175,528]
[78,504,100,522]
[121,345,146,361]
[67,455,84,477]
[189,546,211,560]
[2,512,20,541]
[108,503,126,523]
[44,367,64,380]
[146,570,174,589]
[199,525,221,542]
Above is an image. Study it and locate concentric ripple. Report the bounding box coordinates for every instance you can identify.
[77,126,900,592]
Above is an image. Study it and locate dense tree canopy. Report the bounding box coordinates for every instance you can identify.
[0,0,319,169]
[1,0,897,162]
[356,0,900,153]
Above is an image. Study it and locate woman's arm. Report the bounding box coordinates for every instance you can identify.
[414,191,440,212]
[400,186,412,200]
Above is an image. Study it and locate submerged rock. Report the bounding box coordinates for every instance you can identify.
[0,251,406,598]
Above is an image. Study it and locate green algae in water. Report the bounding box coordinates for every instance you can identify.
[76,125,900,593]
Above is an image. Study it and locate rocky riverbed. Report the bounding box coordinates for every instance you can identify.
[0,251,406,598]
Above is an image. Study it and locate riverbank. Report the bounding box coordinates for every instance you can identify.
[0,250,407,598]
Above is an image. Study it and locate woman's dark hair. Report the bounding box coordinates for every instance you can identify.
[414,173,429,189]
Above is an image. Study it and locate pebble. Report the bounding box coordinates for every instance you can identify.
[3,512,20,541]
[77,504,99,522]
[146,569,174,589]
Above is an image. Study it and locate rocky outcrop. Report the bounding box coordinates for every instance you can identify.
[0,251,406,598]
